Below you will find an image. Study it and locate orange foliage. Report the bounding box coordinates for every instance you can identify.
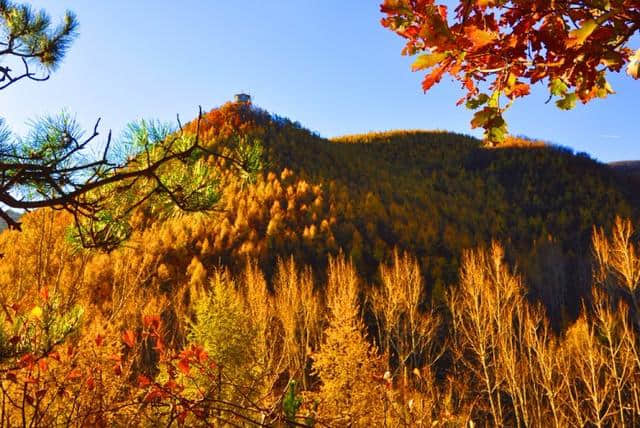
[0,102,639,425]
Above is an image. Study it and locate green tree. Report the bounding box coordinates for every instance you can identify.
[186,270,275,417]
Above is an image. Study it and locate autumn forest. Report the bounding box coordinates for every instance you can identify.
[2,1,640,427]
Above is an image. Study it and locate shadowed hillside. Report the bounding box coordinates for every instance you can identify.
[610,160,640,179]
[265,122,638,320]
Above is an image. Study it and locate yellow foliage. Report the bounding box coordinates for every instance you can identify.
[274,257,321,389]
[0,102,639,426]
[311,255,386,426]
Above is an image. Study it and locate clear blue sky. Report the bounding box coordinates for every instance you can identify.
[2,1,638,162]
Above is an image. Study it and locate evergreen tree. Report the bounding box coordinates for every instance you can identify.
[0,0,77,90]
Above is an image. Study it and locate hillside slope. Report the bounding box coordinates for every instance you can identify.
[268,124,636,314]
[1,103,637,325]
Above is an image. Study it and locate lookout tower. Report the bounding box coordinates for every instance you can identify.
[234,93,251,104]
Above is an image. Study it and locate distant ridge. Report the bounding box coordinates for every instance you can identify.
[609,160,640,172]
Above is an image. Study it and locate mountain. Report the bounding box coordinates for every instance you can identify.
[1,102,639,426]
[2,103,637,324]
[99,103,636,320]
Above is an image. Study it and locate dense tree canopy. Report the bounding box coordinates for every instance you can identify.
[380,0,640,143]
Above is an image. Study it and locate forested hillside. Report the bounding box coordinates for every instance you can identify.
[1,102,639,425]
[65,103,636,319]
[3,0,640,423]
[611,160,640,182]
[4,103,636,320]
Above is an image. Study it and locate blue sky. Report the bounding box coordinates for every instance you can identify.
[2,1,638,162]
